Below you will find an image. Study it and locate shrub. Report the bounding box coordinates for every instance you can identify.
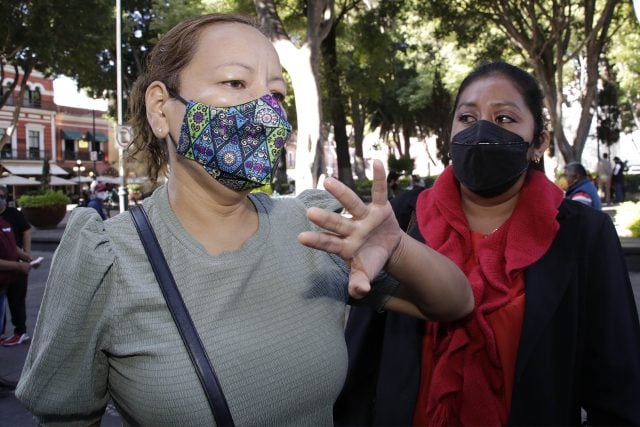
[629,217,640,238]
[17,190,70,208]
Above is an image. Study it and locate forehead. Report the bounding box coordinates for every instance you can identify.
[189,22,281,72]
[457,75,528,111]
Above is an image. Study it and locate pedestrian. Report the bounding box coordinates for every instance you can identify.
[0,185,33,347]
[15,13,473,426]
[86,182,109,220]
[564,162,602,209]
[0,214,30,395]
[335,61,640,426]
[596,152,613,205]
[387,170,400,199]
[612,156,627,203]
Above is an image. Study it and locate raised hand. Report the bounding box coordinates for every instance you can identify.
[298,160,403,298]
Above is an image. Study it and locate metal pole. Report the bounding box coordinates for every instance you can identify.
[92,109,97,172]
[116,0,126,213]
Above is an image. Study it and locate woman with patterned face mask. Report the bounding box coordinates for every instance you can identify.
[15,13,473,426]
[336,62,640,426]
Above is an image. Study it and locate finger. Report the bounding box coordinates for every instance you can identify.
[305,207,355,237]
[371,159,388,206]
[298,230,345,255]
[348,270,372,299]
[322,177,369,220]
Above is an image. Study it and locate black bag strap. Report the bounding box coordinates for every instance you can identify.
[129,205,235,427]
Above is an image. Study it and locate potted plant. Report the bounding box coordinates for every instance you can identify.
[18,189,70,229]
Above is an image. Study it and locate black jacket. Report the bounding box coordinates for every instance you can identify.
[335,198,640,426]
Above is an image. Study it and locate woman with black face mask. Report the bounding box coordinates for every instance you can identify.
[335,61,640,426]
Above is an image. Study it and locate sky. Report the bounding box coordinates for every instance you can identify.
[53,76,109,111]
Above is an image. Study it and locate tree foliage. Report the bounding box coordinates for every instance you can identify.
[424,0,622,165]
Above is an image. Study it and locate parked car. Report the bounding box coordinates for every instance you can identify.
[627,163,640,175]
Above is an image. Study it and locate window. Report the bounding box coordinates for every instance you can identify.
[27,128,41,160]
[2,82,14,105]
[0,126,12,159]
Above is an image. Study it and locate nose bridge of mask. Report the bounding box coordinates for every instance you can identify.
[453,120,526,145]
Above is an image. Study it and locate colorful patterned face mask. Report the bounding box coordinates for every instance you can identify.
[170,91,292,192]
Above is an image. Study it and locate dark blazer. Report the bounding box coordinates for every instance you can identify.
[335,198,640,426]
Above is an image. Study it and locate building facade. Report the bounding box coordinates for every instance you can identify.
[0,67,114,194]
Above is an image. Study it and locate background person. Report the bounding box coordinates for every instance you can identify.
[596,152,612,205]
[564,162,602,209]
[15,13,472,426]
[0,215,31,393]
[335,61,640,426]
[86,182,109,220]
[0,185,32,347]
[612,156,627,203]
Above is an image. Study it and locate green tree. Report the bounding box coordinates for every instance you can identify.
[0,0,113,148]
[425,0,621,164]
[255,0,335,191]
[597,58,621,151]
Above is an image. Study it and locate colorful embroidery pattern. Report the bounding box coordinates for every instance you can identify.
[176,94,292,191]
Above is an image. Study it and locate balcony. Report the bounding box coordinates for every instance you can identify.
[63,150,106,161]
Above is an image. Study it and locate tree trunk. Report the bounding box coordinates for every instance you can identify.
[322,23,354,188]
[350,97,367,180]
[255,0,333,191]
[0,65,33,152]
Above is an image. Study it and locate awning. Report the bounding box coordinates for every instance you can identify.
[61,129,83,140]
[85,131,108,142]
[0,175,41,186]
[1,161,69,176]
[49,176,78,186]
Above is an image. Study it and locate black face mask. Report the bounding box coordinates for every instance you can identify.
[450,120,530,198]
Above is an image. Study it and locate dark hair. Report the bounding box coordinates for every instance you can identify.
[452,61,546,170]
[565,162,588,180]
[127,13,258,182]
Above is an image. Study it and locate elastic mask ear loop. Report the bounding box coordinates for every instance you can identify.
[167,88,189,106]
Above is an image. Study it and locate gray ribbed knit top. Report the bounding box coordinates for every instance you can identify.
[16,186,356,426]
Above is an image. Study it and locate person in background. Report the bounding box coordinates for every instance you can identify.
[596,152,612,205]
[86,182,109,220]
[0,214,31,394]
[335,61,640,426]
[386,170,400,199]
[564,162,602,210]
[16,13,473,426]
[0,185,32,347]
[612,156,627,203]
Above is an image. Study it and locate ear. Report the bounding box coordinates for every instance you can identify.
[534,130,551,160]
[145,81,171,139]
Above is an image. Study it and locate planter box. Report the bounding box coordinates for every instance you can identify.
[22,205,67,229]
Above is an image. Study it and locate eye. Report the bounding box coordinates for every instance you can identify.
[223,80,245,89]
[458,113,476,124]
[496,114,516,124]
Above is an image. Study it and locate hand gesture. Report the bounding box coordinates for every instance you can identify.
[298,160,403,298]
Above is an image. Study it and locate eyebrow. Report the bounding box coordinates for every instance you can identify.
[457,101,523,110]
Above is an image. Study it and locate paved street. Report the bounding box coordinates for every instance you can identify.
[0,215,639,426]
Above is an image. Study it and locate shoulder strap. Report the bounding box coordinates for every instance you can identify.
[129,205,235,427]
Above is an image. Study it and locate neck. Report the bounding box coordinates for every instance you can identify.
[167,160,258,254]
[461,175,524,234]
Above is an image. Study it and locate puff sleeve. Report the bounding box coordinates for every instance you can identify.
[15,208,117,426]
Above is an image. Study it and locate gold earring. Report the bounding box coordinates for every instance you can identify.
[533,155,541,164]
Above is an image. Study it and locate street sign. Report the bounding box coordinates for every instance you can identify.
[115,125,132,148]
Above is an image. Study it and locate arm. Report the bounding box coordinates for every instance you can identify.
[0,258,30,274]
[298,160,473,321]
[21,228,31,258]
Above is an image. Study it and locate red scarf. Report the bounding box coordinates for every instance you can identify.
[415,166,564,426]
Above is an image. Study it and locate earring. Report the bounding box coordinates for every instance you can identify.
[533,155,541,164]
[156,128,162,133]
